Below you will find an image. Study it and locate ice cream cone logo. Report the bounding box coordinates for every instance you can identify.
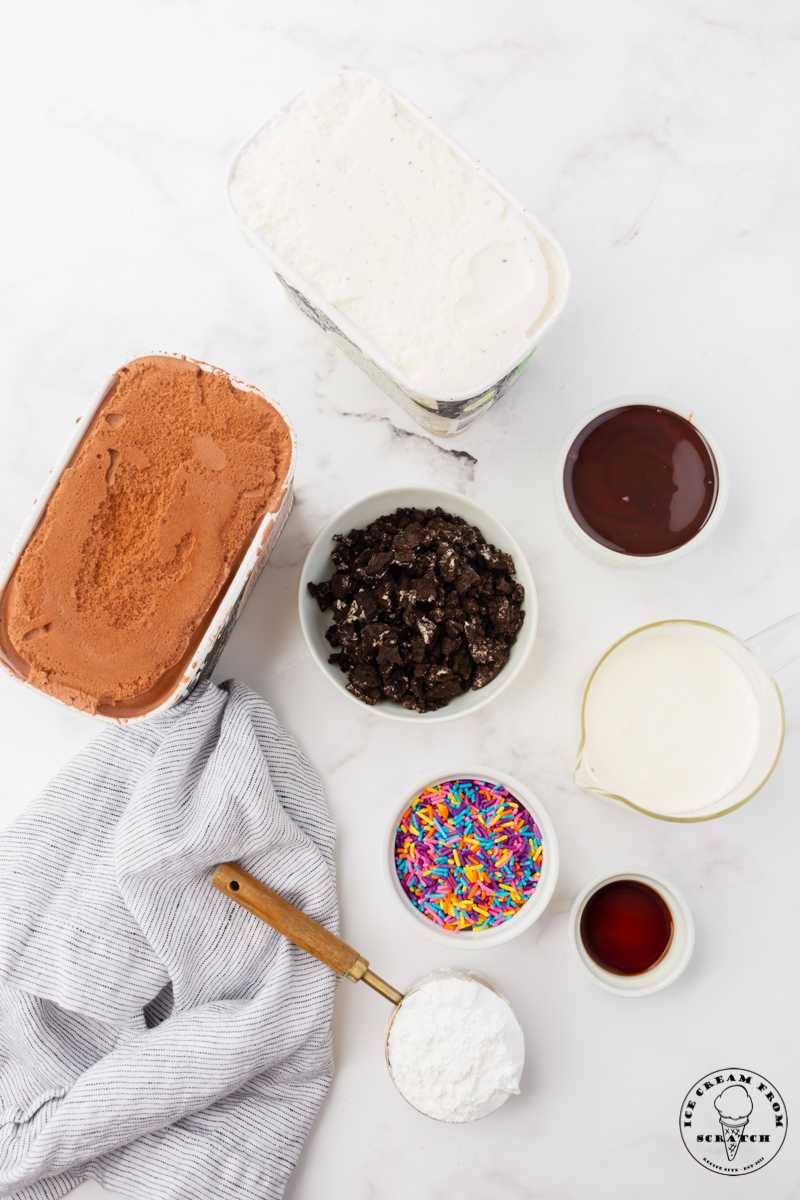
[714,1085,754,1161]
[680,1068,787,1175]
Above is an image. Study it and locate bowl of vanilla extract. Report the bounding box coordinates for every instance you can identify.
[569,872,695,997]
[555,396,729,567]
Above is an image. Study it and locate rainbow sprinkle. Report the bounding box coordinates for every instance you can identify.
[394,778,544,931]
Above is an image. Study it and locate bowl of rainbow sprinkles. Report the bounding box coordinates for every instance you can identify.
[382,767,559,948]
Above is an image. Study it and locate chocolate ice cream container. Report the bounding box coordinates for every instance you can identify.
[0,353,296,723]
[227,71,569,439]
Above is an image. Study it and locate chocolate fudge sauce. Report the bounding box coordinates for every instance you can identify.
[580,879,673,976]
[563,405,718,556]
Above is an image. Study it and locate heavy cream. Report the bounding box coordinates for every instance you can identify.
[579,632,760,815]
[229,72,550,398]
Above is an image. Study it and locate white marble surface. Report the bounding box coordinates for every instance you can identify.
[1,1,799,1197]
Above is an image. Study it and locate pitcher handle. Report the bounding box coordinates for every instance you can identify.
[746,611,800,675]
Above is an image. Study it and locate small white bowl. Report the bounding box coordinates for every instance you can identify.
[569,871,695,997]
[382,767,559,949]
[554,396,728,567]
[298,487,537,722]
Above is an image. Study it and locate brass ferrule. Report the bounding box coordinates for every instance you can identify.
[361,969,404,1006]
[345,953,369,982]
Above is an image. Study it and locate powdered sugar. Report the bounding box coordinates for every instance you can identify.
[386,971,524,1122]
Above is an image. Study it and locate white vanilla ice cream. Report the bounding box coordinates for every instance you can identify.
[229,72,550,397]
[386,973,524,1123]
[580,632,760,816]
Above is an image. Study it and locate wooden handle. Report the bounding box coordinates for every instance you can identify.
[211,861,365,979]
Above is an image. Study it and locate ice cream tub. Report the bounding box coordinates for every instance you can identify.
[0,353,296,723]
[227,71,570,439]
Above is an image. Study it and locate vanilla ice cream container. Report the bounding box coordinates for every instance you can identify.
[0,353,296,723]
[228,71,569,438]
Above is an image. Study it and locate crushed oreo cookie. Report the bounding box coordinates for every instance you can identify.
[307,507,525,712]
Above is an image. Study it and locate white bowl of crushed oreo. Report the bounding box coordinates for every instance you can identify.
[299,487,537,721]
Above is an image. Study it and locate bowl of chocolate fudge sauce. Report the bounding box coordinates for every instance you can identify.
[555,396,728,566]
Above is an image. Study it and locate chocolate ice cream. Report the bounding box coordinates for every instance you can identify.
[0,355,294,716]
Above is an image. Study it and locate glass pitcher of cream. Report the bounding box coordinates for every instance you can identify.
[555,613,800,822]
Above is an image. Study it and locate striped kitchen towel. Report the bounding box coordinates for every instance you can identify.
[0,680,338,1200]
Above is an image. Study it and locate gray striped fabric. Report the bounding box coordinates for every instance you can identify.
[0,680,338,1200]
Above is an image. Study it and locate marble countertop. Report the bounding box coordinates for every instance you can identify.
[1,1,798,1197]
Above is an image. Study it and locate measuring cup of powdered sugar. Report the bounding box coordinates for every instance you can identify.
[212,864,524,1122]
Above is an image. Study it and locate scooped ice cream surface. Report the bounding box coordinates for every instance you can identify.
[229,72,550,397]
